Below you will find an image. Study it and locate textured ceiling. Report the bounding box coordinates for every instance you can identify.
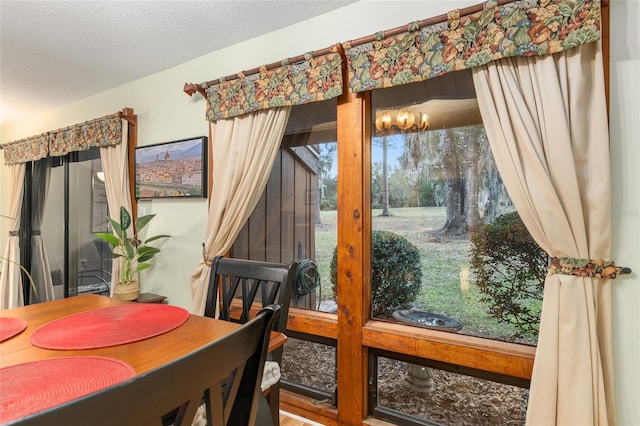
[0,0,356,128]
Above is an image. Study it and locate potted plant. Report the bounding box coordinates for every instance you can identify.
[96,207,169,300]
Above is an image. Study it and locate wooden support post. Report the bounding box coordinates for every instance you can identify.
[125,109,138,219]
[336,81,372,423]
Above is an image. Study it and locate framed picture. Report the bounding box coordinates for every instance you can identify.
[135,136,207,199]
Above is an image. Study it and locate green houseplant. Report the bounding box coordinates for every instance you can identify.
[96,207,169,300]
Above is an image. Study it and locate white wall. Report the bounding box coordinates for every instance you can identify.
[1,1,638,424]
[0,0,479,310]
[609,2,640,424]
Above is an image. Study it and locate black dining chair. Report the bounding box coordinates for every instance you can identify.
[9,305,281,426]
[205,256,297,425]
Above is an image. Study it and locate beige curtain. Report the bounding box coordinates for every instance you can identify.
[100,119,132,294]
[29,158,55,303]
[190,106,291,315]
[472,41,614,425]
[0,164,27,309]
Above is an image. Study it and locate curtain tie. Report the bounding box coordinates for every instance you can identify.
[9,231,19,237]
[202,243,212,267]
[32,230,41,235]
[549,257,632,279]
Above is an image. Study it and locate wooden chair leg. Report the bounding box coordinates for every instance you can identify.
[268,383,280,425]
[257,393,275,426]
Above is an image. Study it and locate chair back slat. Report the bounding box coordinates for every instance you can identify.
[206,256,296,334]
[10,305,281,426]
[205,256,297,426]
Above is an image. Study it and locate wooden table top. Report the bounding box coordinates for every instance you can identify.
[0,294,285,374]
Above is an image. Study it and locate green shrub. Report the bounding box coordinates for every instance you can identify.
[469,211,547,338]
[330,230,423,318]
[319,195,337,211]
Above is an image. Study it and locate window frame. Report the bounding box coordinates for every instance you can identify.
[265,3,612,422]
[280,83,537,426]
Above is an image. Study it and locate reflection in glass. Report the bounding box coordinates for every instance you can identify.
[370,71,541,345]
[41,149,112,298]
[91,159,109,233]
[231,100,338,313]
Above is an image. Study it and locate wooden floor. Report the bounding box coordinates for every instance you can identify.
[280,411,325,426]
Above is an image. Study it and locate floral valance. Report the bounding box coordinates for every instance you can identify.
[49,115,123,157]
[2,113,124,165]
[1,134,49,165]
[198,47,343,122]
[344,0,602,93]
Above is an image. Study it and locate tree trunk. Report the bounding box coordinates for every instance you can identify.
[315,173,322,225]
[381,136,390,216]
[437,129,467,236]
[482,148,502,225]
[465,129,481,233]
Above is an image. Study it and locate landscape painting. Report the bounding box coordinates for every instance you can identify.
[135,136,207,199]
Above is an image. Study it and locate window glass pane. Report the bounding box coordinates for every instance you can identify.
[232,101,338,398]
[281,337,336,396]
[375,356,528,425]
[41,149,112,299]
[231,100,337,313]
[68,152,112,297]
[41,161,65,300]
[370,71,544,344]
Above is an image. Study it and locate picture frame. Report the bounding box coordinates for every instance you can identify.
[135,136,207,199]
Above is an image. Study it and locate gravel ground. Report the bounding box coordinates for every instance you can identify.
[282,339,528,425]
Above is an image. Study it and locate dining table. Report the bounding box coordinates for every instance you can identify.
[0,294,286,424]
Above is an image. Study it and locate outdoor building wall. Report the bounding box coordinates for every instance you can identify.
[0,1,638,424]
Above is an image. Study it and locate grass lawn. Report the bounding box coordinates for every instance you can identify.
[315,207,538,344]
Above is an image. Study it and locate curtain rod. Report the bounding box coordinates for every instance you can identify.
[345,0,517,48]
[183,0,519,98]
[184,46,336,98]
[346,0,607,47]
[183,0,605,98]
[0,108,135,149]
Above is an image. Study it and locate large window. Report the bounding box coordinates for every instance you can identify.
[366,70,541,424]
[231,74,538,426]
[369,71,544,345]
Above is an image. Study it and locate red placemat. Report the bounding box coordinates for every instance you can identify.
[0,317,27,342]
[30,303,190,350]
[0,356,135,423]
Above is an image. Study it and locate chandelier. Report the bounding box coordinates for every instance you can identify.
[375,109,429,134]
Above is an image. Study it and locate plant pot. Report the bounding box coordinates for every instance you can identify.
[113,281,140,301]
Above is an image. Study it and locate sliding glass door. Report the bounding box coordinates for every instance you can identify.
[31,148,112,303]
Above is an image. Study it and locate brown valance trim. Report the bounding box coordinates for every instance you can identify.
[184,45,343,122]
[1,108,134,165]
[549,257,632,279]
